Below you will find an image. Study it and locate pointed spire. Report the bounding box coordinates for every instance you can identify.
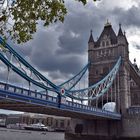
[124,31,128,44]
[134,58,136,64]
[88,30,94,43]
[105,19,111,27]
[118,23,123,36]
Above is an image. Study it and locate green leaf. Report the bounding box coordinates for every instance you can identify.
[0,0,97,44]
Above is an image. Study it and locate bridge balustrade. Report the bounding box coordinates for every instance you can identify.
[36,93,41,99]
[0,83,5,89]
[15,88,22,94]
[61,99,120,119]
[0,81,121,119]
[0,81,58,103]
[22,89,29,96]
[7,86,15,92]
[128,107,140,115]
[30,91,36,97]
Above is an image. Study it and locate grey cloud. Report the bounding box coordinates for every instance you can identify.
[0,62,25,85]
[0,61,11,81]
[131,42,140,50]
[135,45,140,50]
[112,6,140,28]
[2,0,140,83]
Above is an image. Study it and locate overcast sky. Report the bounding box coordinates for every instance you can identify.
[1,0,140,114]
[11,0,140,82]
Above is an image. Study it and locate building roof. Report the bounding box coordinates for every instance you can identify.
[124,31,128,44]
[88,30,94,43]
[95,23,117,47]
[118,25,123,36]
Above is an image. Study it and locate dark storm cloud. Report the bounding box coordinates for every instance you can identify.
[130,42,140,50]
[2,1,140,82]
[56,1,124,56]
[8,1,118,81]
[56,6,103,55]
[0,61,25,84]
[135,45,140,50]
[0,57,9,81]
[112,5,140,28]
[57,31,85,55]
[12,26,84,78]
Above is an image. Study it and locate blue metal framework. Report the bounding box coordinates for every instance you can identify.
[0,37,59,91]
[59,63,89,90]
[65,57,121,101]
[0,82,121,120]
[0,37,122,119]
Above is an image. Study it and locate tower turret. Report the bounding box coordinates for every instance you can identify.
[88,30,94,50]
[117,24,128,45]
[117,24,129,59]
[118,24,123,36]
[95,21,117,48]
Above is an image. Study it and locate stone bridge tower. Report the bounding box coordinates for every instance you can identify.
[66,22,140,140]
[88,22,131,113]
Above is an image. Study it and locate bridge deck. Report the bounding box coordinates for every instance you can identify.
[0,82,121,120]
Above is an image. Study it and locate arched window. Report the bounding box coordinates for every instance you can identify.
[106,41,109,46]
[103,67,109,75]
[95,70,99,75]
[102,41,105,47]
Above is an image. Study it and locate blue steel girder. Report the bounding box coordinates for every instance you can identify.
[0,37,60,91]
[59,63,89,90]
[0,37,121,103]
[0,82,121,120]
[64,56,121,101]
[0,52,58,93]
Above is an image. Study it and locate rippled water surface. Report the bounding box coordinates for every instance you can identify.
[0,127,64,140]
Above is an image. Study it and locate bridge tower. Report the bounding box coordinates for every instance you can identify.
[65,22,140,140]
[88,22,131,113]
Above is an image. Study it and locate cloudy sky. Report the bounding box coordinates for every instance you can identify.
[1,0,140,114]
[11,0,140,82]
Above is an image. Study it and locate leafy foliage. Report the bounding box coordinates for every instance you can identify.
[0,0,97,44]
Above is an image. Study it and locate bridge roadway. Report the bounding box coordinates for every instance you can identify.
[0,82,121,120]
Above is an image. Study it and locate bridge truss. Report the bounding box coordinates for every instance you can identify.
[0,37,121,120]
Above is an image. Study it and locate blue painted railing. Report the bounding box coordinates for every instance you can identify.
[128,107,140,115]
[0,82,121,120]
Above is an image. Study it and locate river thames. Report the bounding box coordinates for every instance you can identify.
[0,127,64,140]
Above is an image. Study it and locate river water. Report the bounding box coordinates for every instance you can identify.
[0,127,64,140]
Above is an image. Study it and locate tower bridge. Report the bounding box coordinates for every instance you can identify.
[0,22,140,139]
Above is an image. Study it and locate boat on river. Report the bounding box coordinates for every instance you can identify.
[24,123,48,131]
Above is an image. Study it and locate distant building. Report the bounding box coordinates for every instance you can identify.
[5,113,70,131]
[0,114,7,127]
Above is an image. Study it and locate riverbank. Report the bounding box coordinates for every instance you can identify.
[0,127,64,140]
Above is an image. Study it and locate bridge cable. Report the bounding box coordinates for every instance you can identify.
[102,94,103,109]
[6,53,13,84]
[0,37,59,90]
[107,90,108,103]
[114,77,117,105]
[111,85,112,102]
[65,56,121,101]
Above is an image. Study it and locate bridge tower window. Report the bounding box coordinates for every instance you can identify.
[102,41,105,47]
[106,41,109,46]
[103,67,109,75]
[95,70,99,75]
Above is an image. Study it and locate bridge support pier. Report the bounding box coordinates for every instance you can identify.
[65,118,121,140]
[65,116,140,140]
